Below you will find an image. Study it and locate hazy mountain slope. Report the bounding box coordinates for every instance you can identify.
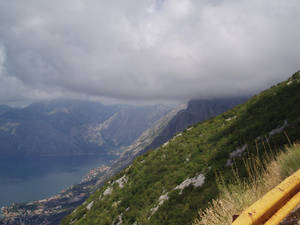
[61,71,300,225]
[146,98,248,151]
[0,105,11,116]
[0,119,80,155]
[84,105,174,155]
[90,104,188,189]
[0,100,172,156]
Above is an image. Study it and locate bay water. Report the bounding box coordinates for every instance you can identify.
[0,155,111,208]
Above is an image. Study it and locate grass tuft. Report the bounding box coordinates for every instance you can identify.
[193,143,300,225]
[279,144,300,178]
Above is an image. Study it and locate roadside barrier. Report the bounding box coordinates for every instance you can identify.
[232,169,300,225]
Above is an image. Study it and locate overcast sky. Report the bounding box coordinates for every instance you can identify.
[0,0,299,106]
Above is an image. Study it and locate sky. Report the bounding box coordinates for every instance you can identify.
[0,0,299,106]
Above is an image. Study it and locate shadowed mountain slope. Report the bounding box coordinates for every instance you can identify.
[146,97,248,152]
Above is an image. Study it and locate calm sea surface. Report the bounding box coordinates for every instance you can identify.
[0,155,110,208]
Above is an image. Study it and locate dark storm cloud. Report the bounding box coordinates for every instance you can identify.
[0,0,300,104]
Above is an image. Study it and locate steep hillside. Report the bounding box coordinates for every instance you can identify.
[146,98,247,151]
[0,100,172,156]
[61,71,300,225]
[103,98,248,185]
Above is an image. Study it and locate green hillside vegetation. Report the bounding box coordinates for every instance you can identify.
[193,143,300,225]
[61,71,300,225]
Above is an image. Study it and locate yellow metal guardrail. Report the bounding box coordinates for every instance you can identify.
[232,169,300,225]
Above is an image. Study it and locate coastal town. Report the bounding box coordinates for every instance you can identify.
[0,165,110,225]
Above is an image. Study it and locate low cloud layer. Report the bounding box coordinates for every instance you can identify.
[0,0,299,105]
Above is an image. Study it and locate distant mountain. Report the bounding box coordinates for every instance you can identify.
[0,100,172,157]
[0,105,11,116]
[60,72,300,225]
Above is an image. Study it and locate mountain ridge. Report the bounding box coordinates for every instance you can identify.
[145,97,248,152]
[0,100,172,157]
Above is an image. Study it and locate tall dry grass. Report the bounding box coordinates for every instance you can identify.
[193,143,300,225]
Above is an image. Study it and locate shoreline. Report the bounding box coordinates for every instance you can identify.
[0,164,110,224]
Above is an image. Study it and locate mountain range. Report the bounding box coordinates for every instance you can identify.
[0,96,249,224]
[0,101,172,157]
